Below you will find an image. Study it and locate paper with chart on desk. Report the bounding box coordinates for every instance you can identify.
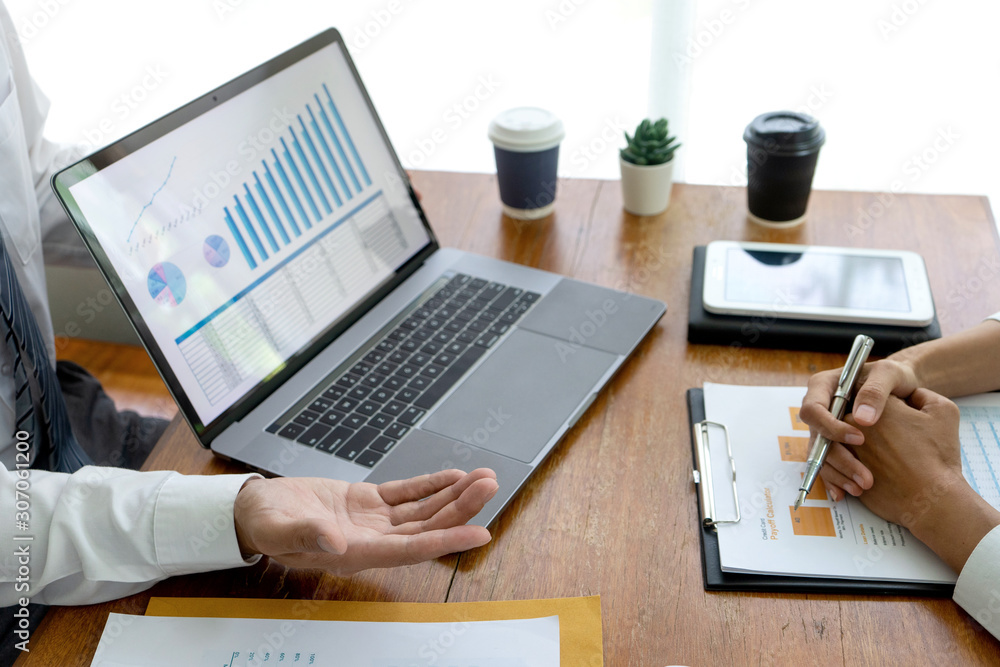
[90,613,559,666]
[701,383,1000,583]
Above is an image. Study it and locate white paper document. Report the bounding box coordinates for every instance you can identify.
[702,382,973,583]
[90,613,559,667]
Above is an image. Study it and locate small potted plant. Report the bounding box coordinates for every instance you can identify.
[619,118,681,216]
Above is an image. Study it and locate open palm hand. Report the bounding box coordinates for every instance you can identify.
[233,468,498,576]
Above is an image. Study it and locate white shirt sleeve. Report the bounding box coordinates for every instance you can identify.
[0,464,261,606]
[953,525,1000,640]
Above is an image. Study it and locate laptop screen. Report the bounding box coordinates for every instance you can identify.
[55,32,433,435]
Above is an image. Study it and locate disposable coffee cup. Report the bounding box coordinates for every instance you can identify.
[743,111,825,227]
[488,107,565,220]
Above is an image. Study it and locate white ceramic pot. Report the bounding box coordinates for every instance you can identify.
[619,156,675,216]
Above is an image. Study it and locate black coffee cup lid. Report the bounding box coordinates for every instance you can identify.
[743,111,825,157]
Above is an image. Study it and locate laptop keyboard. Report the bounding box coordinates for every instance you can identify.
[267,273,540,468]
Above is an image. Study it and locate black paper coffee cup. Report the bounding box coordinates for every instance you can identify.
[744,111,825,226]
[488,108,565,220]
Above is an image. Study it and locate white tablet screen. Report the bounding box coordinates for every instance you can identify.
[724,248,911,313]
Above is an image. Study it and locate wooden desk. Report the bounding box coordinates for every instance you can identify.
[20,172,1000,665]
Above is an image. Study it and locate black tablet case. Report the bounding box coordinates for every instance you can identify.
[686,388,954,595]
[687,246,941,356]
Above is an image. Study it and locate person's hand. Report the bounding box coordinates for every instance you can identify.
[799,358,920,500]
[233,468,499,576]
[845,389,964,526]
[847,389,1000,571]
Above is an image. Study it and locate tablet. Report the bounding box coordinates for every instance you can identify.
[701,241,935,327]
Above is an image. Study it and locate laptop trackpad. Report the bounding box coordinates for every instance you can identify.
[421,329,617,463]
[364,429,531,527]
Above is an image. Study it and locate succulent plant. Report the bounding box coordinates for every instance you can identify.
[620,118,680,166]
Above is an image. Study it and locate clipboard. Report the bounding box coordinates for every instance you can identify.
[686,387,954,596]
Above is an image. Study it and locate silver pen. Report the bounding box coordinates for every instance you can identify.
[794,334,875,510]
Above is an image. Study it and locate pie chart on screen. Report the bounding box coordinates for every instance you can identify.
[203,235,230,268]
[147,262,186,307]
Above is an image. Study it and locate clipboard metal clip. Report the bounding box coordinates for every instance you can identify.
[693,420,741,529]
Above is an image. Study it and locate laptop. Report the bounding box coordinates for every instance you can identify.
[51,29,666,526]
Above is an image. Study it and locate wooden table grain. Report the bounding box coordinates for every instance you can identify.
[19,172,1000,666]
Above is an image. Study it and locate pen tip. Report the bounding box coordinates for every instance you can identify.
[793,492,805,511]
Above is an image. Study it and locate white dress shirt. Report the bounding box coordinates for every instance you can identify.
[0,3,257,608]
[954,525,1000,640]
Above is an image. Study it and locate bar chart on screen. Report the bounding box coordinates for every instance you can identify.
[114,77,412,373]
[107,79,382,267]
[222,83,379,271]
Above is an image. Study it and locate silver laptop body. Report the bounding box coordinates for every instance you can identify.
[52,29,665,525]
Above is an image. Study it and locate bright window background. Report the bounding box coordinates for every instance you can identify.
[6,0,652,181]
[673,0,1000,217]
[7,0,998,215]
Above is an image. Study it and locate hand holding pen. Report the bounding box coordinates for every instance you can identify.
[795,335,875,510]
